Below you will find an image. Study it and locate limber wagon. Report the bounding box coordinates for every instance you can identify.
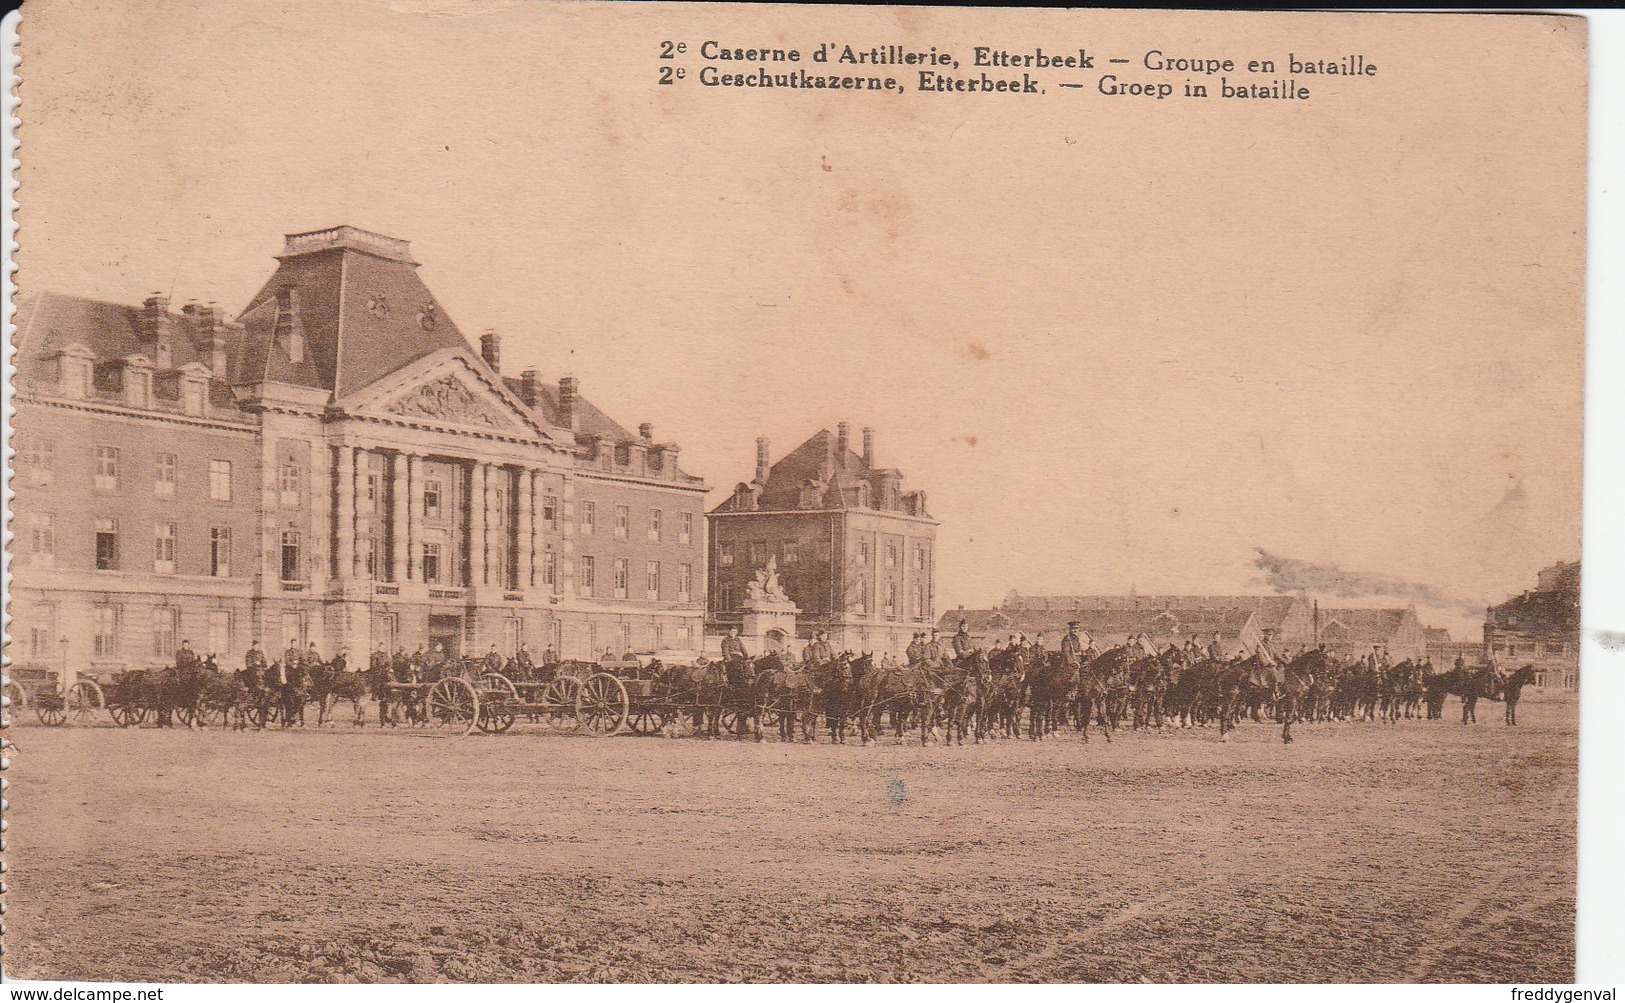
[3,665,106,727]
[380,658,633,737]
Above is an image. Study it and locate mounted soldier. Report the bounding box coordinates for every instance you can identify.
[304,641,324,671]
[482,643,504,673]
[515,642,535,679]
[1206,633,1225,662]
[721,627,750,666]
[281,641,303,677]
[370,646,390,676]
[174,639,200,672]
[952,619,974,658]
[925,629,950,667]
[906,632,925,667]
[1060,621,1086,669]
[804,630,834,669]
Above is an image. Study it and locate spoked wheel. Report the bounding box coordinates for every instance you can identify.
[427,677,479,736]
[36,698,68,727]
[476,699,517,734]
[628,705,670,735]
[4,680,28,716]
[577,673,629,735]
[68,680,105,724]
[543,676,582,732]
[246,701,270,729]
[109,703,141,728]
[198,699,231,728]
[481,673,520,702]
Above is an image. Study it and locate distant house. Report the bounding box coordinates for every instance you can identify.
[1424,627,1481,670]
[1484,561,1580,689]
[941,594,1281,657]
[1314,607,1427,661]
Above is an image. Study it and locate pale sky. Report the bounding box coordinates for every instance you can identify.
[19,3,1586,637]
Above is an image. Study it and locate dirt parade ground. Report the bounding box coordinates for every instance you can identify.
[8,695,1576,984]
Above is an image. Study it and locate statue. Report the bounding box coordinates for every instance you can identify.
[745,556,791,606]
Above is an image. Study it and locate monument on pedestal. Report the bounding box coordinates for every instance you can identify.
[740,557,799,655]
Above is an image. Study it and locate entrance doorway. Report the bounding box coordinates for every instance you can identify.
[428,614,461,660]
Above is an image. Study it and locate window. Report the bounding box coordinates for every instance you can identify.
[27,603,58,659]
[860,579,872,614]
[719,543,735,567]
[858,541,871,566]
[154,453,177,497]
[677,624,693,650]
[423,479,443,519]
[544,494,559,529]
[361,537,377,579]
[783,542,798,565]
[748,542,764,566]
[646,561,661,600]
[915,544,928,571]
[153,522,177,575]
[679,512,693,546]
[93,605,119,657]
[580,556,596,597]
[152,606,179,658]
[95,445,120,491]
[20,438,55,483]
[719,584,733,610]
[365,474,379,505]
[208,610,233,657]
[614,558,629,599]
[279,458,302,507]
[493,487,507,527]
[95,517,119,570]
[209,460,233,501]
[544,551,559,592]
[281,530,302,581]
[210,527,232,578]
[580,501,596,536]
[422,543,441,585]
[678,563,693,603]
[27,513,55,567]
[620,623,633,654]
[886,544,898,569]
[614,505,629,539]
[648,509,663,543]
[885,581,898,619]
[915,583,928,621]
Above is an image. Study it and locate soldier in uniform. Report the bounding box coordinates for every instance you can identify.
[1060,621,1085,669]
[304,641,324,671]
[483,643,504,674]
[515,642,535,680]
[281,640,303,678]
[1206,633,1225,662]
[804,630,834,668]
[244,640,268,690]
[952,620,974,658]
[906,632,925,667]
[721,628,750,666]
[924,629,949,667]
[174,639,200,671]
[1032,631,1048,655]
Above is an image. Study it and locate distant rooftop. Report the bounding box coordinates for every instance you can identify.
[279,226,418,265]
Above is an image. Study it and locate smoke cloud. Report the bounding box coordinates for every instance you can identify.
[1251,549,1486,617]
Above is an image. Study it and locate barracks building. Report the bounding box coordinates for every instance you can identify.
[11,226,709,680]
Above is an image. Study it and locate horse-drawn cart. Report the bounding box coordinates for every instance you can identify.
[470,659,631,735]
[3,666,105,727]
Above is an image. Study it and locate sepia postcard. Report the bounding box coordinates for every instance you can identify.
[1,1,1612,989]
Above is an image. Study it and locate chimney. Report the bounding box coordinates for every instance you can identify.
[639,422,653,441]
[558,375,579,430]
[480,330,501,372]
[186,302,228,378]
[862,426,875,468]
[138,294,174,365]
[518,368,540,407]
[836,422,851,469]
[755,436,770,485]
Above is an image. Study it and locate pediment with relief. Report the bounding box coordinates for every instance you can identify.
[383,372,520,431]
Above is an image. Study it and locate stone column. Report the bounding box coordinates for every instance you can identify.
[335,445,355,580]
[352,448,369,580]
[516,468,534,590]
[389,451,408,582]
[489,467,507,588]
[469,461,487,587]
[406,453,422,581]
[528,472,543,591]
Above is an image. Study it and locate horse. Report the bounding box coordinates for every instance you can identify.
[306,657,369,726]
[755,657,816,742]
[814,653,861,744]
[1276,649,1325,743]
[674,660,730,737]
[1498,664,1538,725]
[1024,650,1076,741]
[854,660,920,745]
